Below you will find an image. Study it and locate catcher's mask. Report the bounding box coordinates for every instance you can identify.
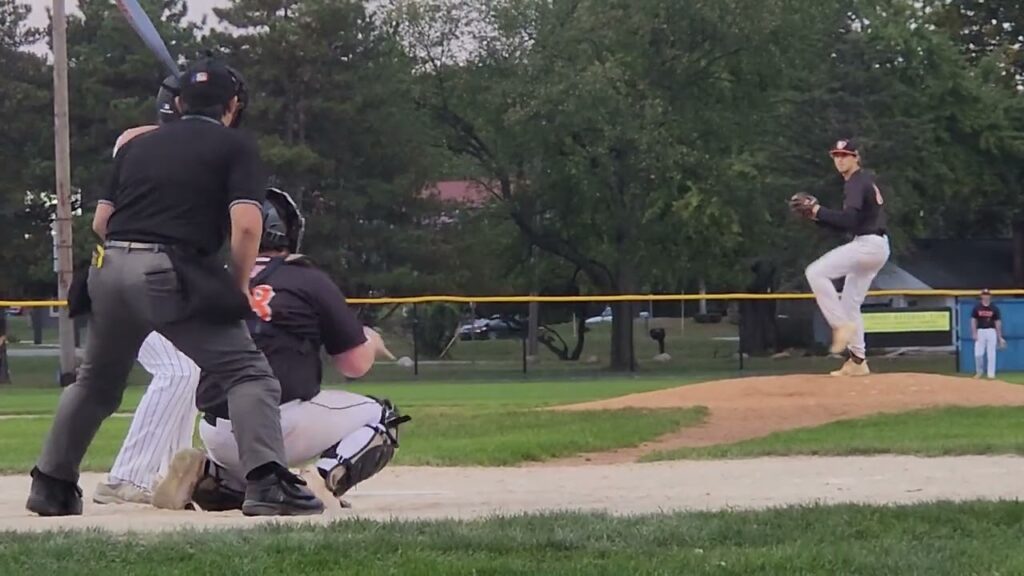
[261,187,305,253]
[156,74,181,125]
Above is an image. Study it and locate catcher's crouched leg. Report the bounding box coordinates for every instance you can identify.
[317,397,411,499]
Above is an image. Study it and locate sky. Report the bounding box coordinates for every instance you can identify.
[25,0,230,52]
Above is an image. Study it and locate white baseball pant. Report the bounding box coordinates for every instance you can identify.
[107,332,200,492]
[805,234,891,358]
[199,389,385,491]
[975,328,998,378]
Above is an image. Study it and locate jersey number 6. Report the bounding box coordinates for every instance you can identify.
[249,285,276,322]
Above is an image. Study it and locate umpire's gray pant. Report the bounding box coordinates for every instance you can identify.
[37,246,286,483]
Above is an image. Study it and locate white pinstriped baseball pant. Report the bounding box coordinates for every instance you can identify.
[107,331,200,492]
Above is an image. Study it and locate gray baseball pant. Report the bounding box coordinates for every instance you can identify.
[36,245,286,483]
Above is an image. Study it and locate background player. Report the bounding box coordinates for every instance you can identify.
[971,288,1007,380]
[791,138,890,377]
[93,75,202,506]
[152,188,405,512]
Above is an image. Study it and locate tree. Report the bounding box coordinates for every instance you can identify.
[0,0,54,299]
[390,0,846,369]
[209,0,455,296]
[63,0,201,207]
[929,0,1024,282]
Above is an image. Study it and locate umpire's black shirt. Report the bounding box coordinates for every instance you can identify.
[816,169,887,236]
[102,116,266,255]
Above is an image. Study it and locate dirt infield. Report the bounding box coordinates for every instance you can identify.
[4,372,1024,534]
[2,456,1024,533]
[548,373,1024,464]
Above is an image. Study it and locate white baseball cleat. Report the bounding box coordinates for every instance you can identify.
[830,358,870,377]
[151,448,207,510]
[93,481,151,505]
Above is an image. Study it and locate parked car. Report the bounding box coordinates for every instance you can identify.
[585,306,613,325]
[477,316,525,340]
[458,318,490,341]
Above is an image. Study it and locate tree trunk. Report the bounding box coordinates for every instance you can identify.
[609,302,634,370]
[609,265,637,371]
[569,302,587,361]
[0,309,9,384]
[698,278,708,315]
[527,299,539,356]
[1014,219,1024,287]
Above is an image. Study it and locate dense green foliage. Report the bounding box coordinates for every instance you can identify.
[1,0,1021,368]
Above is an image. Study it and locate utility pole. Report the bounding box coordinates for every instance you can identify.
[52,0,77,386]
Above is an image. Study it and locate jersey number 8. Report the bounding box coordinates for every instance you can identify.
[249,285,276,322]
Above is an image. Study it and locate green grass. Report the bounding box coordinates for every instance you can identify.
[5,503,1024,574]
[0,376,705,472]
[0,416,131,474]
[396,407,705,466]
[0,407,702,472]
[645,406,1024,461]
[0,376,694,415]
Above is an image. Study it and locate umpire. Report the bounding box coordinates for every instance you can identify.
[27,58,324,517]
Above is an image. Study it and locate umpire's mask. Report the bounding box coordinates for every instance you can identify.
[261,187,306,253]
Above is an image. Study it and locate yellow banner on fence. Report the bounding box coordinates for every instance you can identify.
[863,310,951,333]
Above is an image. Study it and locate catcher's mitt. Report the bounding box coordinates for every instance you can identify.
[788,192,818,217]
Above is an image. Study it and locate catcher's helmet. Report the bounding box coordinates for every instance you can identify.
[156,74,181,125]
[261,187,305,253]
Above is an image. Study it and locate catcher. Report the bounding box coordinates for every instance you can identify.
[789,138,890,377]
[152,188,408,512]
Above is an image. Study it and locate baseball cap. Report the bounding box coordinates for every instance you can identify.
[829,138,859,157]
[179,58,238,109]
[981,288,992,295]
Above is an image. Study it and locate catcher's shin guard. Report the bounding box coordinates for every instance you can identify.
[320,397,411,498]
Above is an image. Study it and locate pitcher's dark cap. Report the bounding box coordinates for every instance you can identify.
[829,138,859,157]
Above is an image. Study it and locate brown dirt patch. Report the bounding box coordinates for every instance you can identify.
[543,373,1024,465]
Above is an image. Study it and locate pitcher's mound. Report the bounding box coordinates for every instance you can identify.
[548,373,1024,464]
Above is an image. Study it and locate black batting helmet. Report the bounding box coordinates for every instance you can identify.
[156,74,181,125]
[224,65,248,128]
[261,187,305,253]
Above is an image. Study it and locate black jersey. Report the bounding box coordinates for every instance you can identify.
[246,256,367,404]
[816,169,887,236]
[972,303,1002,330]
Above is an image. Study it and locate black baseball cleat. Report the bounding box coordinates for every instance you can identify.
[241,467,325,517]
[26,467,84,517]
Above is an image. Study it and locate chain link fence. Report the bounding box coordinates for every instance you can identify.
[0,291,1001,386]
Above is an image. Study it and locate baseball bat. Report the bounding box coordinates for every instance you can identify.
[114,0,179,76]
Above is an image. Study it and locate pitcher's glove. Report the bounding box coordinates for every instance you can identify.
[788,192,818,218]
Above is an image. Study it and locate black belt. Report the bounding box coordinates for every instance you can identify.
[104,240,168,252]
[856,230,887,238]
[203,413,219,426]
